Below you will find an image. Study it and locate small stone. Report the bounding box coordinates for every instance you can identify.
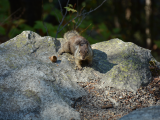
[156,100,160,106]
[101,104,113,109]
[119,96,123,99]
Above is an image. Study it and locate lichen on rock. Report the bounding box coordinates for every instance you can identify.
[91,39,153,92]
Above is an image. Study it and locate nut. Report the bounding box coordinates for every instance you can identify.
[49,56,57,63]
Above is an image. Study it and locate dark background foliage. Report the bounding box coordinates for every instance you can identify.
[0,0,160,60]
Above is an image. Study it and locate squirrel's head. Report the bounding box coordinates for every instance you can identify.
[79,44,89,60]
[75,37,90,60]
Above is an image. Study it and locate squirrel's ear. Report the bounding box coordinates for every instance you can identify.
[75,40,81,45]
[85,40,89,45]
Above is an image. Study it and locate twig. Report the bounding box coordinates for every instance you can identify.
[0,7,22,25]
[58,0,63,15]
[76,10,87,29]
[55,0,107,40]
[55,0,70,40]
[80,24,92,34]
[7,8,25,36]
[82,0,107,16]
[74,6,85,29]
[43,21,49,36]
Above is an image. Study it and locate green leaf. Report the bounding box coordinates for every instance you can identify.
[82,2,86,7]
[0,0,9,12]
[64,7,77,13]
[43,3,52,11]
[0,0,10,22]
[0,26,6,35]
[19,24,34,31]
[50,9,62,21]
[34,21,46,33]
[13,19,26,26]
[113,28,120,34]
[34,21,63,37]
[72,19,76,23]
[98,23,111,39]
[154,41,160,49]
[68,4,73,8]
[8,27,21,38]
[86,36,97,44]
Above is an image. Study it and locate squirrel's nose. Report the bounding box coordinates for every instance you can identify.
[82,56,85,60]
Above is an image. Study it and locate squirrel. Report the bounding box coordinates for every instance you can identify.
[58,30,93,70]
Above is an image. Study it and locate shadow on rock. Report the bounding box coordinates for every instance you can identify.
[91,49,117,73]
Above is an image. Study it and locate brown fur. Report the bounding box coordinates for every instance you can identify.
[58,30,93,69]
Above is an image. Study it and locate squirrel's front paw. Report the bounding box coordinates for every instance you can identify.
[76,66,82,70]
[58,49,63,55]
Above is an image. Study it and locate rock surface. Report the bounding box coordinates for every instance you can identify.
[91,39,153,92]
[0,31,85,120]
[119,106,160,120]
[0,31,158,119]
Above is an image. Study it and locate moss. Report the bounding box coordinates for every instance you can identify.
[14,34,27,49]
[120,65,129,72]
[48,39,55,47]
[4,52,28,69]
[149,60,160,76]
[27,44,32,49]
[4,40,10,46]
[63,75,66,80]
[105,58,142,85]
[149,60,156,66]
[67,74,70,78]
[5,54,17,69]
[0,86,5,91]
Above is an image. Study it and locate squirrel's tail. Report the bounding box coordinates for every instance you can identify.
[64,30,79,40]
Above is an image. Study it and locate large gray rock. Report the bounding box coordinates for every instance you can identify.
[0,31,157,119]
[0,31,85,120]
[91,39,153,92]
[119,106,160,120]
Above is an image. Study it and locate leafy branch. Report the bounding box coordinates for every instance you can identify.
[54,0,107,40]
